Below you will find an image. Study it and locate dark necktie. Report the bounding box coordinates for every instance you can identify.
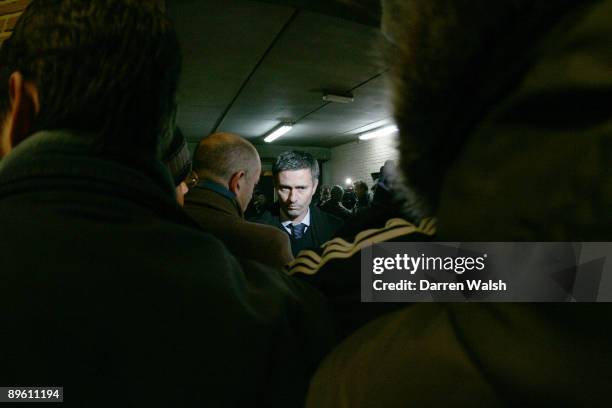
[291,223,307,239]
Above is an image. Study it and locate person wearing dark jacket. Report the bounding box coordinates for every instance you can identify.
[0,2,333,406]
[298,0,612,406]
[352,180,371,215]
[258,202,343,257]
[319,185,352,221]
[162,126,192,206]
[184,132,294,268]
[255,151,343,257]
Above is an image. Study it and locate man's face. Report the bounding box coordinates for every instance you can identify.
[276,168,318,221]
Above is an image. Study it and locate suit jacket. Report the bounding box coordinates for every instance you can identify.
[184,183,294,268]
[0,130,333,407]
[256,203,344,253]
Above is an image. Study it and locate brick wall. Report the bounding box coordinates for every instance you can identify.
[0,0,30,44]
[322,133,399,188]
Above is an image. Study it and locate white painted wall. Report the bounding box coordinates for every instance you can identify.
[322,133,399,188]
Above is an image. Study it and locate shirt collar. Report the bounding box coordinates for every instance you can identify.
[281,207,311,228]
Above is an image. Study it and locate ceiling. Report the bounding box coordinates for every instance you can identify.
[166,0,393,149]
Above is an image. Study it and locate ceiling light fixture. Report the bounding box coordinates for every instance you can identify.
[358,125,398,141]
[264,122,293,143]
[322,93,354,104]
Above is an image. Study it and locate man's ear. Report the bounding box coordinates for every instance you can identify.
[4,72,40,151]
[228,170,246,194]
[313,178,319,192]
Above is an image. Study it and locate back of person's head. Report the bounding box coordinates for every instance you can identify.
[330,185,344,203]
[192,132,259,183]
[380,0,579,218]
[353,180,368,196]
[0,0,181,162]
[273,150,319,182]
[320,185,331,201]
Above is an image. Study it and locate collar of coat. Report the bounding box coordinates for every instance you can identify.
[191,179,243,218]
[0,129,199,229]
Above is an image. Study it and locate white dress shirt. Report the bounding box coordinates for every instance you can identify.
[281,208,311,236]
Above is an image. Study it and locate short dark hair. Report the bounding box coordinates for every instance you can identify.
[330,185,344,202]
[272,150,319,182]
[353,180,368,192]
[0,0,181,160]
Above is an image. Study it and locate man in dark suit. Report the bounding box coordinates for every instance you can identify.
[257,151,343,257]
[184,132,294,267]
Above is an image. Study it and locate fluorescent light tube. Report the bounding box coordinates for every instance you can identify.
[358,125,398,141]
[323,93,354,103]
[264,123,293,143]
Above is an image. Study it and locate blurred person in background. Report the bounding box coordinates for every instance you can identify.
[319,185,352,221]
[352,180,371,215]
